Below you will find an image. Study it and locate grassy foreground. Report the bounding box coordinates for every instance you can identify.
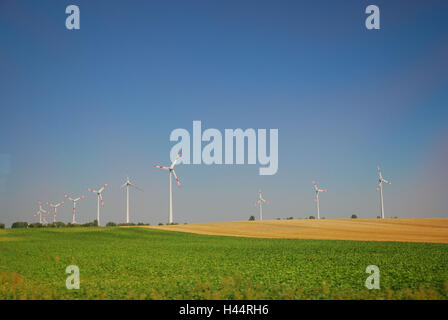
[0,227,447,300]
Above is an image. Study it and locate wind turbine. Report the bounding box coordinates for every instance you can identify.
[86,183,109,226]
[64,194,86,224]
[254,189,270,221]
[121,175,143,223]
[312,180,327,219]
[153,151,182,224]
[376,165,392,219]
[33,200,49,224]
[46,200,65,223]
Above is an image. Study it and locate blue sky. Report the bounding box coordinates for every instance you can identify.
[1,0,447,226]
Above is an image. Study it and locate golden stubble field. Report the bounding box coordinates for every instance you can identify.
[143,218,448,243]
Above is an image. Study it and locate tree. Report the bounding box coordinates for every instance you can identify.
[28,223,43,228]
[351,214,358,219]
[11,222,28,228]
[106,222,117,227]
[309,216,315,219]
[249,215,255,221]
[0,223,5,229]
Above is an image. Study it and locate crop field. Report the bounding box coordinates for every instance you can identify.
[148,219,448,243]
[0,227,447,300]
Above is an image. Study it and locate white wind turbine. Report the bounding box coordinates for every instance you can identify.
[46,200,65,223]
[121,175,143,223]
[153,151,182,224]
[376,165,392,219]
[33,200,49,224]
[312,180,327,219]
[64,194,86,224]
[254,189,270,221]
[86,183,109,226]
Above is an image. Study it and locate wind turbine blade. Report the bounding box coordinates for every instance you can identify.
[64,194,74,201]
[172,170,181,189]
[376,182,382,192]
[319,189,328,192]
[382,179,392,186]
[75,195,86,201]
[120,182,127,188]
[312,180,318,191]
[170,151,182,169]
[86,188,97,193]
[130,183,143,192]
[153,165,169,170]
[99,194,104,207]
[377,165,383,179]
[254,200,261,207]
[57,201,64,207]
[99,183,109,193]
[263,199,270,205]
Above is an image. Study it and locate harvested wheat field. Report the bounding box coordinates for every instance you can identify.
[144,218,448,243]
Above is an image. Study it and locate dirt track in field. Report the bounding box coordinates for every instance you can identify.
[142,218,448,243]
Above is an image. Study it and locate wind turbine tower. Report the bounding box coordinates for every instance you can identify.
[33,200,49,224]
[254,189,270,221]
[153,151,182,224]
[64,194,86,224]
[121,175,143,223]
[46,200,65,223]
[86,183,109,226]
[312,180,328,219]
[376,165,393,219]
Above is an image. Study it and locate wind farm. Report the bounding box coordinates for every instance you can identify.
[1,158,443,301]
[1,0,447,303]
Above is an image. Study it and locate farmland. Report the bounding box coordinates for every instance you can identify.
[148,218,448,243]
[0,226,447,300]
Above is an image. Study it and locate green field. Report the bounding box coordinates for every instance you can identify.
[0,227,447,300]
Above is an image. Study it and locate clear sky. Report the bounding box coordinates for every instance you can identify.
[1,0,447,226]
